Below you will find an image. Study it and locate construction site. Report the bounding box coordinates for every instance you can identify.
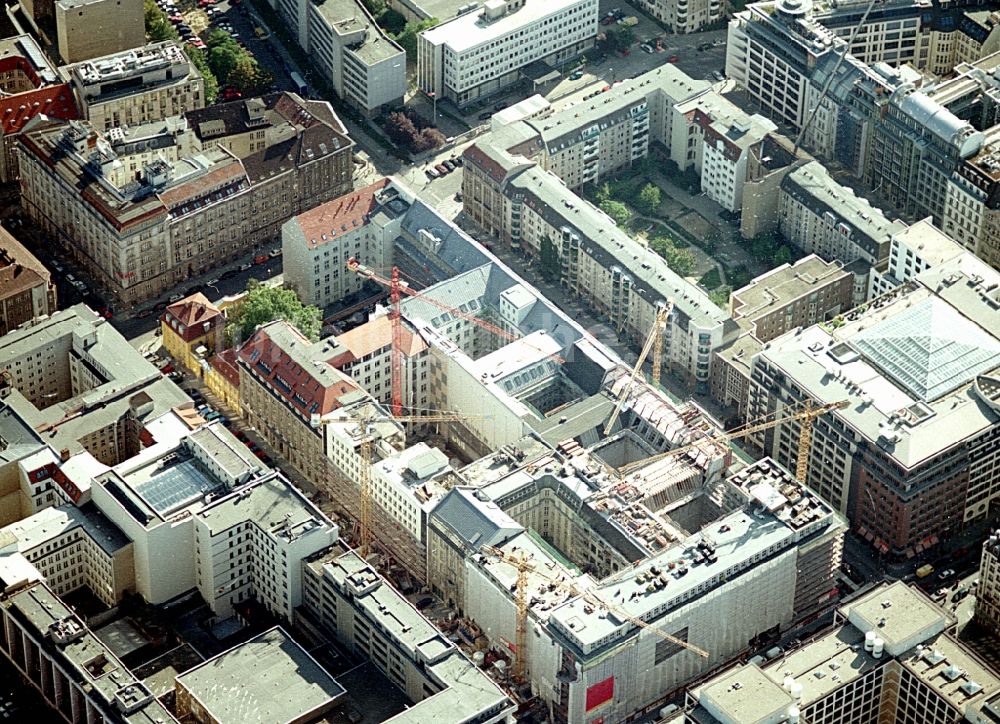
[280,183,851,723]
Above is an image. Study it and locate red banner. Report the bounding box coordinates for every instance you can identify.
[586,676,614,711]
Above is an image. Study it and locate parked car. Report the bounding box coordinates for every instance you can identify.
[442,159,456,171]
[452,156,463,167]
[168,293,184,303]
[222,87,242,101]
[426,167,440,179]
[640,44,653,53]
[712,70,725,81]
[253,255,268,265]
[269,247,282,257]
[569,70,583,80]
[435,163,449,175]
[477,111,491,120]
[667,55,679,63]
[938,568,956,580]
[239,261,253,271]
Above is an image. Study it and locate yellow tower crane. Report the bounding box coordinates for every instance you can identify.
[603,301,673,437]
[479,544,710,680]
[616,400,850,478]
[314,409,483,558]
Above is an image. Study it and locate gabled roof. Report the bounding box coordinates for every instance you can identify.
[237,321,362,419]
[163,292,223,342]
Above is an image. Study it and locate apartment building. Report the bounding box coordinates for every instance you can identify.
[300,544,516,723]
[746,252,1000,557]
[976,528,1000,636]
[236,320,366,483]
[307,0,405,116]
[484,63,712,191]
[641,0,723,34]
[417,0,599,107]
[330,313,430,413]
[687,582,1000,724]
[160,293,225,378]
[708,255,853,423]
[18,94,354,305]
[61,41,205,131]
[462,140,733,389]
[0,228,56,335]
[0,35,77,182]
[282,177,398,308]
[779,161,906,266]
[701,112,777,212]
[730,255,853,343]
[54,0,144,64]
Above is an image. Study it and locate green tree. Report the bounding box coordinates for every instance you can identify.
[228,56,272,95]
[539,236,560,282]
[615,26,636,50]
[637,183,661,216]
[186,48,218,104]
[709,286,732,310]
[145,0,179,42]
[599,199,630,226]
[774,245,793,266]
[665,247,695,277]
[394,18,438,60]
[207,40,243,85]
[228,282,322,343]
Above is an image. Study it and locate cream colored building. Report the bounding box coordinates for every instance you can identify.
[18,94,354,305]
[54,0,144,64]
[62,41,205,131]
[976,529,1000,637]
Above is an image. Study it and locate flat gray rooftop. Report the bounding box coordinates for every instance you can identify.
[176,627,345,724]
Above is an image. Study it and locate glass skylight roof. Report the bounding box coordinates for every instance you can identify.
[851,297,1000,402]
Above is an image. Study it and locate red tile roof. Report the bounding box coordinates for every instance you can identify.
[210,348,240,389]
[163,292,224,342]
[237,321,360,419]
[289,178,389,250]
[0,83,78,135]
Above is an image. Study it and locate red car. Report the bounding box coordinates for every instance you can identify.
[254,255,269,265]
[667,55,679,63]
[222,87,242,101]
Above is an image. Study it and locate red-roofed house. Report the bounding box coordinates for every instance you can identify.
[205,348,240,412]
[237,320,365,481]
[160,293,226,376]
[282,178,396,308]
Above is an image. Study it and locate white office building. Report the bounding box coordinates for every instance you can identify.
[417,0,599,107]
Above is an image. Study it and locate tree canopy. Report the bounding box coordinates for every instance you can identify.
[204,31,271,95]
[228,281,322,343]
[599,199,630,227]
[145,0,179,42]
[393,18,438,59]
[637,183,661,215]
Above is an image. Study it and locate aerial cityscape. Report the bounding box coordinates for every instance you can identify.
[0,0,999,721]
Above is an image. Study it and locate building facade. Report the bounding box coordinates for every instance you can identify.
[160,293,225,378]
[976,528,1000,636]
[0,228,57,336]
[62,41,205,131]
[417,0,598,107]
[688,582,1000,724]
[54,0,145,64]
[18,94,353,305]
[747,253,1000,558]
